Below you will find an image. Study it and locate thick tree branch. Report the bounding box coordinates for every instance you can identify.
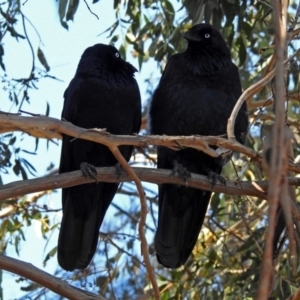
[257,0,289,298]
[0,255,106,300]
[0,112,217,156]
[1,166,300,203]
[1,113,299,173]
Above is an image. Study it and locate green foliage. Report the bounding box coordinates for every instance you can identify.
[0,0,300,299]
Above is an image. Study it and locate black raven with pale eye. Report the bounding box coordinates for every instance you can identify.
[58,44,141,271]
[149,23,248,268]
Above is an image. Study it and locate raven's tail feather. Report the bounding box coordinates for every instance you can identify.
[58,183,118,271]
[58,198,101,270]
[155,185,211,268]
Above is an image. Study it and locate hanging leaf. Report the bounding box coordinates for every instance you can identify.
[162,0,175,24]
[66,0,79,21]
[45,101,50,116]
[238,35,247,66]
[43,246,57,267]
[58,0,68,29]
[0,44,5,71]
[37,47,50,72]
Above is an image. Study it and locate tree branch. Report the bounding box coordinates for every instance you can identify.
[107,146,160,300]
[256,0,289,298]
[0,255,106,300]
[1,112,299,173]
[1,166,300,203]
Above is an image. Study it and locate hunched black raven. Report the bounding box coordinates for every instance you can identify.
[58,44,141,271]
[149,23,248,268]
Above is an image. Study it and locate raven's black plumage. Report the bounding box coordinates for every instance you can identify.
[58,44,141,271]
[149,24,248,268]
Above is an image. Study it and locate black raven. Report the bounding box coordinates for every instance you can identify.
[149,23,248,268]
[58,44,141,271]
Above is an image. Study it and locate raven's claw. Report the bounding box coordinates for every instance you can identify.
[80,162,98,183]
[171,160,191,182]
[207,170,226,188]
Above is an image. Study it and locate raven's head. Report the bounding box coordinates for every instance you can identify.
[183,23,232,76]
[76,44,137,79]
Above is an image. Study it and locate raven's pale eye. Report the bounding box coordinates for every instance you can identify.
[115,52,120,58]
[204,33,210,38]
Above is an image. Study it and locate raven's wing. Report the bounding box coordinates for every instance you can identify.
[150,59,248,268]
[58,76,141,271]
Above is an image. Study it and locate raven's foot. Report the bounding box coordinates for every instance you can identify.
[80,162,98,183]
[207,169,226,188]
[171,160,191,182]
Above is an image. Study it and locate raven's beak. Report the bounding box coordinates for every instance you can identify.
[184,29,201,42]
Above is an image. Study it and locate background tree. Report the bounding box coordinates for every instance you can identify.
[0,0,299,299]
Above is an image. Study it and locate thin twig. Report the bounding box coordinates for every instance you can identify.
[83,0,99,20]
[19,109,42,116]
[227,50,300,141]
[289,1,300,30]
[107,146,160,300]
[111,202,155,232]
[18,12,35,112]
